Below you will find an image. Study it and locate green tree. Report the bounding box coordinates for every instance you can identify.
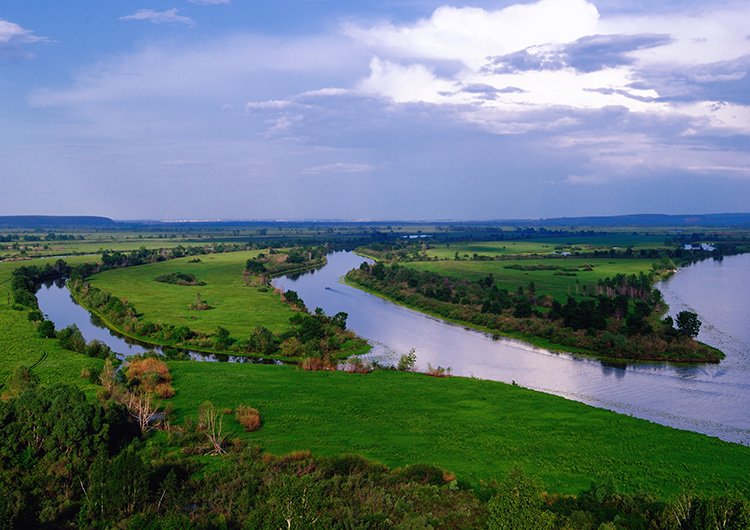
[676,311,701,338]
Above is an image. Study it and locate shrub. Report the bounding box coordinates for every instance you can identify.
[426,363,452,378]
[125,357,174,398]
[154,383,176,399]
[397,348,417,371]
[342,357,371,374]
[299,356,336,371]
[235,405,262,432]
[37,319,56,338]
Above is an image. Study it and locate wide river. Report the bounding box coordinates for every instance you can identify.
[36,251,750,444]
[274,251,750,444]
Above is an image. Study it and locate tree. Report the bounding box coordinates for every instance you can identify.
[198,401,226,455]
[676,311,701,338]
[397,348,417,371]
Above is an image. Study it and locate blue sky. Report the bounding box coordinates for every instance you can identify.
[1,0,749,220]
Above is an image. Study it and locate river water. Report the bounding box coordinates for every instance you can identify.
[35,280,274,364]
[274,251,750,444]
[36,252,750,443]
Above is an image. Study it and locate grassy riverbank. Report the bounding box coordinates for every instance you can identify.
[166,361,750,497]
[0,257,103,392]
[87,251,297,336]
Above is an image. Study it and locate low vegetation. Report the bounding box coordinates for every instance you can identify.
[154,272,205,286]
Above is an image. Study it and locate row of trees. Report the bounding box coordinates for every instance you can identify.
[348,263,716,362]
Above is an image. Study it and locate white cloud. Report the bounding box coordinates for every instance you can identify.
[189,0,231,4]
[565,174,605,185]
[246,100,294,110]
[301,162,375,175]
[0,19,45,44]
[345,0,600,69]
[358,57,456,103]
[120,8,195,27]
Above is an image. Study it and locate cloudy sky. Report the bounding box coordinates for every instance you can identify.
[1,0,749,220]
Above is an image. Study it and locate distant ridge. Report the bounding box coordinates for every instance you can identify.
[1,213,749,229]
[0,215,116,229]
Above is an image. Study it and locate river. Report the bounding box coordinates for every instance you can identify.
[36,251,750,444]
[274,251,750,444]
[35,280,276,364]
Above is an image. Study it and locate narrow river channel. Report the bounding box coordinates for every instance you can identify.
[36,251,750,444]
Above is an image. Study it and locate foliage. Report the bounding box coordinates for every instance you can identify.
[154,272,205,286]
[347,262,722,362]
[676,311,702,338]
[235,405,261,432]
[397,347,418,371]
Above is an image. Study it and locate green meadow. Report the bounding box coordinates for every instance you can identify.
[3,244,750,505]
[424,235,668,260]
[166,361,750,497]
[407,258,657,302]
[87,251,298,336]
[0,257,103,393]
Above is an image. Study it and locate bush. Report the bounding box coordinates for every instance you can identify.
[37,319,56,338]
[397,348,417,371]
[125,357,174,398]
[235,405,261,432]
[299,357,336,371]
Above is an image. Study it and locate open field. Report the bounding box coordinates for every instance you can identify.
[424,234,670,260]
[406,257,657,302]
[167,361,750,497]
[87,251,298,336]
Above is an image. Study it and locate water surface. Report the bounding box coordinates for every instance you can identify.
[274,251,750,444]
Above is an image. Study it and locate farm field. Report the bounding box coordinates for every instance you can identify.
[424,234,669,260]
[406,257,657,302]
[87,251,299,336]
[167,361,750,497]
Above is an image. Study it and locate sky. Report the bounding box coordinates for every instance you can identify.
[1,0,749,221]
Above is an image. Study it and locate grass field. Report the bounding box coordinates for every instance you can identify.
[407,258,657,302]
[0,256,103,393]
[167,361,750,497]
[88,251,298,336]
[424,235,668,260]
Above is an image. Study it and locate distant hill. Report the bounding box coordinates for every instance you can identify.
[0,216,116,229]
[498,213,750,228]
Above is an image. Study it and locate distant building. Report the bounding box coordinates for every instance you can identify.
[683,243,715,251]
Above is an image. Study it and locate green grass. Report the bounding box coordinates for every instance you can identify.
[88,251,298,336]
[0,257,103,393]
[167,361,750,497]
[407,258,657,302]
[425,235,668,260]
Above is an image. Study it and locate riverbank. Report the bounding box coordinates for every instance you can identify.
[345,268,723,364]
[167,360,750,496]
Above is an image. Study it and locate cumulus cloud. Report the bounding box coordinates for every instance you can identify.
[358,57,456,103]
[120,8,195,27]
